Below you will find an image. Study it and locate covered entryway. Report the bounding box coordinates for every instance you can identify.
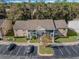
[36,26,46,37]
[28,30,37,39]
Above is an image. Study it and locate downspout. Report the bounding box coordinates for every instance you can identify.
[52,20,57,43]
[0,27,3,39]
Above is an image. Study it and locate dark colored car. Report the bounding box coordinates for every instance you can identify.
[59,45,64,47]
[8,43,16,51]
[52,46,58,48]
[0,38,2,40]
[26,45,35,54]
[52,45,63,48]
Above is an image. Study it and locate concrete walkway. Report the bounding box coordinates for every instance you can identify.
[0,41,42,46]
[0,40,79,46]
[52,41,79,46]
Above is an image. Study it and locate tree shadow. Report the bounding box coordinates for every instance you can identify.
[67,29,77,36]
[54,29,77,43]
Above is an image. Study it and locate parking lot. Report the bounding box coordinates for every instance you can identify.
[0,44,79,59]
[0,44,37,56]
[53,44,79,58]
[0,44,54,59]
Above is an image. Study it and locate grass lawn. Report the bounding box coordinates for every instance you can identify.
[55,36,79,43]
[55,29,79,43]
[30,39,38,43]
[14,37,27,43]
[5,36,27,43]
[5,36,14,41]
[39,45,53,54]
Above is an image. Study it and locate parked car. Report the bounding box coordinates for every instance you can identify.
[8,43,16,51]
[0,38,2,40]
[52,46,58,48]
[59,45,64,47]
[26,45,35,54]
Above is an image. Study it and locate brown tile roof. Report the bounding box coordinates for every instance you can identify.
[54,20,67,29]
[13,19,67,30]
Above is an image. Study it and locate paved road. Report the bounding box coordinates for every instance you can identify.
[0,55,79,59]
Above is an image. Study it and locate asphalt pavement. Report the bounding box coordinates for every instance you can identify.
[0,44,79,59]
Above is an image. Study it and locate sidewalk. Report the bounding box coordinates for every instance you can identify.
[52,41,79,46]
[0,40,79,46]
[0,40,41,46]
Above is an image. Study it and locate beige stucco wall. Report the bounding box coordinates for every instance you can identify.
[14,30,28,37]
[58,28,68,37]
[1,20,12,35]
[13,28,68,37]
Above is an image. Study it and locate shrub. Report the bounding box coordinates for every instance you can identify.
[31,36,37,39]
[6,29,14,36]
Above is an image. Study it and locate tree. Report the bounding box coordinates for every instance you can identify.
[4,2,78,21]
[63,4,77,23]
[0,2,6,19]
[6,4,20,21]
[41,34,52,47]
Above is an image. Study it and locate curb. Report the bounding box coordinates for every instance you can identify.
[0,41,79,46]
[52,41,79,46]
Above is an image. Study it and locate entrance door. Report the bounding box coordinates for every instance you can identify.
[36,26,46,37]
[37,30,45,36]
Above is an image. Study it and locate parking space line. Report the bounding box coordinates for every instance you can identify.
[76,45,79,49]
[71,46,78,54]
[64,47,71,55]
[2,46,9,54]
[22,47,27,56]
[0,45,5,51]
[23,47,27,55]
[16,46,22,56]
[9,48,14,56]
[58,47,63,56]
